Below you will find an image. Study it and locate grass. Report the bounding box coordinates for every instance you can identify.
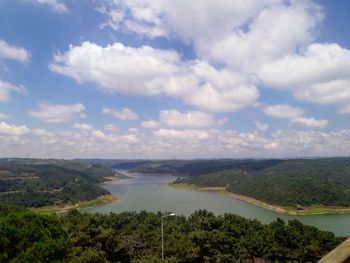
[30,194,118,214]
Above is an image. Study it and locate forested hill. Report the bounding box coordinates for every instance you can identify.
[0,158,115,207]
[117,157,350,207]
[172,158,350,207]
[0,205,343,262]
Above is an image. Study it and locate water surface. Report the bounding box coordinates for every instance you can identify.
[85,172,350,236]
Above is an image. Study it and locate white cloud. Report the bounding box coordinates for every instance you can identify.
[28,102,85,123]
[0,39,30,63]
[0,80,27,102]
[141,120,160,129]
[26,0,68,13]
[153,128,210,140]
[255,121,269,131]
[259,43,350,113]
[104,124,119,132]
[290,117,328,129]
[73,123,93,131]
[50,41,189,96]
[98,0,278,42]
[97,1,322,74]
[32,129,53,137]
[122,134,140,143]
[50,42,258,113]
[184,61,258,112]
[102,107,139,120]
[0,113,10,120]
[0,120,350,158]
[91,130,108,141]
[159,109,218,128]
[217,117,229,126]
[0,122,30,136]
[206,1,322,72]
[261,104,328,129]
[262,104,304,119]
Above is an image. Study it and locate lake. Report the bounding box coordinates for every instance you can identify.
[84,172,350,237]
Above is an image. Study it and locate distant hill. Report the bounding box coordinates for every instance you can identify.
[76,158,149,170]
[171,158,350,208]
[128,159,272,175]
[4,157,350,209]
[121,157,350,208]
[0,158,114,207]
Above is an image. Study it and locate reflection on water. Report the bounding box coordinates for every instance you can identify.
[84,171,350,236]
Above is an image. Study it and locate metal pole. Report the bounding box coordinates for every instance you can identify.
[161,213,175,260]
[161,216,164,260]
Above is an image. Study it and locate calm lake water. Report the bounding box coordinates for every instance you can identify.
[84,172,350,236]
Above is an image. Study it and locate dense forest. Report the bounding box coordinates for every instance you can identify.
[0,159,115,207]
[0,205,343,262]
[173,158,350,208]
[120,158,350,208]
[3,157,350,208]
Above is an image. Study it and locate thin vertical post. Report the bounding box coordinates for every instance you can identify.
[161,216,164,260]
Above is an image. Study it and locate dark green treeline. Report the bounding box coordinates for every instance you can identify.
[0,205,343,262]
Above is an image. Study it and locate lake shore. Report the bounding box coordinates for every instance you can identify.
[168,183,350,215]
[30,194,119,214]
[31,174,122,214]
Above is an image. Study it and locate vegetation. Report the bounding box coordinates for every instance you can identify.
[0,205,343,262]
[0,158,115,207]
[172,158,350,208]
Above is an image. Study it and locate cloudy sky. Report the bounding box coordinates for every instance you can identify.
[0,0,350,159]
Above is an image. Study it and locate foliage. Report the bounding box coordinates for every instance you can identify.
[174,158,350,207]
[0,159,113,207]
[0,205,343,262]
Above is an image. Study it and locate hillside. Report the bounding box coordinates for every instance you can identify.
[0,205,343,262]
[0,159,115,207]
[173,158,350,208]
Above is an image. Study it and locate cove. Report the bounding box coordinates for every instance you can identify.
[84,172,350,237]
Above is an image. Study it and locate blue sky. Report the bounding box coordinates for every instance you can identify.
[0,0,349,159]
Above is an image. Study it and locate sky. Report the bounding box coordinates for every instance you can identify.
[0,0,349,159]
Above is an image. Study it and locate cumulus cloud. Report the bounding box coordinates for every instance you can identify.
[28,102,85,123]
[159,109,219,128]
[102,107,139,120]
[0,113,10,120]
[97,1,322,72]
[0,120,349,158]
[184,61,258,112]
[0,80,27,102]
[141,120,160,129]
[50,42,189,96]
[26,0,68,13]
[153,128,211,140]
[259,43,350,113]
[0,122,30,136]
[50,42,258,113]
[97,0,283,44]
[0,39,30,63]
[206,1,322,72]
[32,128,53,137]
[255,121,269,131]
[262,104,304,119]
[290,117,328,129]
[104,124,119,132]
[262,104,328,129]
[73,123,93,131]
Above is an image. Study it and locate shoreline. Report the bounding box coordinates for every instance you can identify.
[169,183,350,216]
[32,174,122,214]
[30,194,119,214]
